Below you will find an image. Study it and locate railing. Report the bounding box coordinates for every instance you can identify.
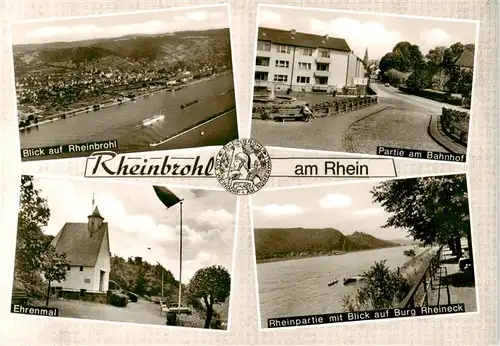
[441,107,469,146]
[398,245,450,308]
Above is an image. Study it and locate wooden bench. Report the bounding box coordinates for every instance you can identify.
[274,108,305,122]
[12,290,29,305]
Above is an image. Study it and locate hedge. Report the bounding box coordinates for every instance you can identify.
[399,87,463,106]
[109,291,129,307]
[441,107,470,146]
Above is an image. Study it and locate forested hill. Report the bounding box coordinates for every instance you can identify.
[13,28,232,73]
[254,228,398,262]
[109,256,179,299]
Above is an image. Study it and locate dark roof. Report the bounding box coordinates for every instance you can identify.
[90,206,103,219]
[258,27,351,52]
[455,49,474,68]
[51,222,108,266]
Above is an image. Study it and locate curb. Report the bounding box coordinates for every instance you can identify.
[427,115,467,155]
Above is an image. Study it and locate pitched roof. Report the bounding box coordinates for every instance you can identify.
[51,222,108,266]
[455,49,475,68]
[258,27,351,52]
[90,206,103,219]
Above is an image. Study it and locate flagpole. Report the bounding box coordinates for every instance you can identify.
[177,200,183,316]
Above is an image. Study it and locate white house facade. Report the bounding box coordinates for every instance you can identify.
[50,206,111,294]
[254,27,367,93]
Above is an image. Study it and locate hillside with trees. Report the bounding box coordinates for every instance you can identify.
[13,28,232,74]
[254,228,398,262]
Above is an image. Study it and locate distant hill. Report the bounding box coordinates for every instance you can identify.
[391,238,419,246]
[346,231,399,249]
[254,228,398,262]
[13,28,232,73]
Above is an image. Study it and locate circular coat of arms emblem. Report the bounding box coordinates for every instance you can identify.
[215,138,271,195]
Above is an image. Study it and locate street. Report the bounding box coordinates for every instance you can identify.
[252,82,467,157]
[38,297,167,325]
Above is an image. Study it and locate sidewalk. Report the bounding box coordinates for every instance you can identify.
[426,248,477,312]
[428,114,467,155]
[251,103,390,151]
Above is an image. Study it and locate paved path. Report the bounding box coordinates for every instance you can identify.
[426,248,477,312]
[251,103,389,152]
[252,82,468,155]
[344,83,459,155]
[39,297,167,325]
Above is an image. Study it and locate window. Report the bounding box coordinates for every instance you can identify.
[84,279,91,284]
[255,56,270,66]
[273,74,288,82]
[275,60,290,68]
[80,266,83,272]
[319,50,331,58]
[67,266,71,271]
[257,41,271,51]
[255,71,268,81]
[316,76,329,85]
[302,48,313,56]
[277,45,291,54]
[298,62,311,70]
[316,63,329,71]
[296,76,310,84]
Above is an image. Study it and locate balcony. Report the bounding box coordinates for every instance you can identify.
[314,70,330,77]
[315,56,331,63]
[255,64,270,72]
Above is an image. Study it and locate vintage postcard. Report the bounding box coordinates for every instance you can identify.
[12,4,238,162]
[10,175,236,330]
[251,5,478,163]
[252,173,477,329]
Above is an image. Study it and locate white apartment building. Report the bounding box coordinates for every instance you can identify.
[254,27,367,93]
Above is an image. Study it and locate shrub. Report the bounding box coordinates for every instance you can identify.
[109,291,129,307]
[127,291,139,302]
[442,107,469,122]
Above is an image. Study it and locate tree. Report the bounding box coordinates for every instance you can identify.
[42,247,69,306]
[406,62,431,92]
[342,260,411,311]
[187,265,231,328]
[385,69,409,86]
[371,175,472,263]
[14,176,52,297]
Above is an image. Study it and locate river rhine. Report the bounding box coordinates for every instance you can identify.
[257,245,424,327]
[20,72,237,157]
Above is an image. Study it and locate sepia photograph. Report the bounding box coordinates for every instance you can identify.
[10,175,236,329]
[252,173,477,329]
[251,5,477,163]
[13,4,238,161]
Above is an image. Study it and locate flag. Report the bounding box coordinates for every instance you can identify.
[153,186,182,208]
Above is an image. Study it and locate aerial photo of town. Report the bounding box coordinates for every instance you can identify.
[13,5,238,160]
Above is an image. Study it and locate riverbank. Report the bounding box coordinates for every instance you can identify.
[256,245,404,264]
[19,70,233,131]
[397,246,438,284]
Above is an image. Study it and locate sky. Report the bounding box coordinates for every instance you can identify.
[252,180,411,241]
[31,176,236,283]
[258,5,478,60]
[13,5,229,45]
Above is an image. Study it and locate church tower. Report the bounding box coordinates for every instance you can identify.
[88,195,104,237]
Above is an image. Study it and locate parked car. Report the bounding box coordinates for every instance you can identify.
[384,83,390,87]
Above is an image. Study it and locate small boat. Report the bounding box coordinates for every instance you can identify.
[328,279,339,286]
[142,114,165,126]
[343,276,366,285]
[180,99,199,109]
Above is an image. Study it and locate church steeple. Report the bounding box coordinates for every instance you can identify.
[363,47,369,67]
[87,196,104,237]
